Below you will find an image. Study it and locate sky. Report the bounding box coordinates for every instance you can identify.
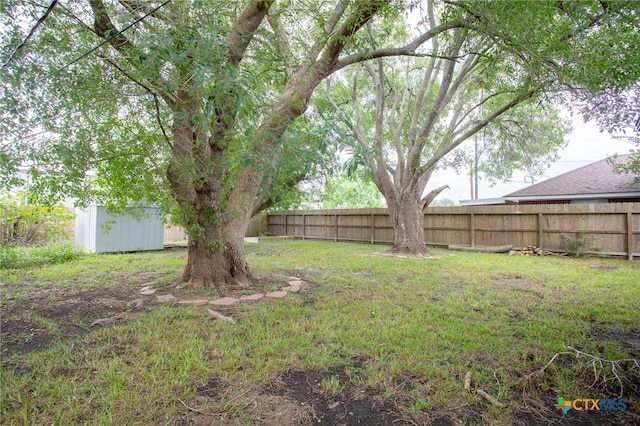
[427,114,637,204]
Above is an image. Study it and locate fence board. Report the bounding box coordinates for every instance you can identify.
[267,203,640,259]
[163,214,269,243]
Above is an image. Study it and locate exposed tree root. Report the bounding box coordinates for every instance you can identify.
[522,344,640,398]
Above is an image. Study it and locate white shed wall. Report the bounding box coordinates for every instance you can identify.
[75,205,163,253]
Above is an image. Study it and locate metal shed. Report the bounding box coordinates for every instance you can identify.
[75,205,164,253]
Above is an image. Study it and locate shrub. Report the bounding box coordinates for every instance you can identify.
[0,191,75,246]
[560,232,594,257]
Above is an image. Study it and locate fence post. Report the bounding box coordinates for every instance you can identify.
[628,211,634,261]
[284,214,288,237]
[334,214,338,242]
[538,213,544,250]
[470,213,475,247]
[302,214,306,240]
[370,214,375,244]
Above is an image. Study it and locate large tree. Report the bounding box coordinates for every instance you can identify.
[1,0,477,286]
[321,0,640,255]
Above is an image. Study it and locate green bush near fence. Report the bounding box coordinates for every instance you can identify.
[0,191,81,269]
[0,191,75,246]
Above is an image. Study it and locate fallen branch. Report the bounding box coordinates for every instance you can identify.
[449,244,513,253]
[476,388,505,408]
[207,309,236,324]
[464,370,472,392]
[462,369,504,407]
[178,398,214,416]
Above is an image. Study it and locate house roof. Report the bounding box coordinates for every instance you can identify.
[506,155,640,199]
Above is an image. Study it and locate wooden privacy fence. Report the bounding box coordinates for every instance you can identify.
[266,203,640,260]
[163,214,269,242]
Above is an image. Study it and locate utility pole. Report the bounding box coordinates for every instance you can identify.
[469,164,474,199]
[474,136,479,199]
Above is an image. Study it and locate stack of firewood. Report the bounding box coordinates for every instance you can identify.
[509,245,543,256]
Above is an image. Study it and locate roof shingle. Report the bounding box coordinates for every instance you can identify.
[506,155,640,198]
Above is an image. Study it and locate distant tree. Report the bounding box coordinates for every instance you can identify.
[320,171,384,209]
[430,198,457,207]
[576,83,640,180]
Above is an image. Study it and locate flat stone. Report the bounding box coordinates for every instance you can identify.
[177,299,209,306]
[156,294,178,304]
[240,294,264,303]
[210,297,240,306]
[287,284,301,293]
[140,285,150,292]
[139,289,157,295]
[265,291,288,299]
[288,280,303,286]
[126,298,144,308]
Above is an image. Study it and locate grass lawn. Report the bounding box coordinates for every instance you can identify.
[1,238,639,425]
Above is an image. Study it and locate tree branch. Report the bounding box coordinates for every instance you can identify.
[306,0,349,65]
[227,0,273,67]
[405,31,464,182]
[321,0,390,67]
[409,0,440,144]
[418,85,542,175]
[331,18,470,73]
[420,184,449,210]
[267,9,294,80]
[89,0,136,53]
[97,53,177,106]
[117,0,169,20]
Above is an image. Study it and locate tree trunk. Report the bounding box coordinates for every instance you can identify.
[181,231,250,288]
[167,120,253,289]
[387,194,429,255]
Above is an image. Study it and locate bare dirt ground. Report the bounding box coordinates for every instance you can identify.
[0,271,307,358]
[2,272,638,425]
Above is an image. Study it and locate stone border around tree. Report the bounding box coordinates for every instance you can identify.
[92,278,305,327]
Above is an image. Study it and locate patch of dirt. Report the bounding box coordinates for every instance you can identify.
[492,273,544,295]
[173,373,640,426]
[0,272,312,358]
[269,367,401,425]
[588,330,640,360]
[1,283,145,357]
[173,361,408,426]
